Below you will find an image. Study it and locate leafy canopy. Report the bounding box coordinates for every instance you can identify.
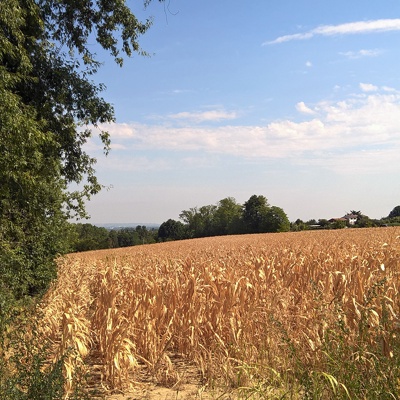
[0,0,162,299]
[388,206,400,219]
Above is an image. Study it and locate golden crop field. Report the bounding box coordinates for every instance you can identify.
[33,228,400,398]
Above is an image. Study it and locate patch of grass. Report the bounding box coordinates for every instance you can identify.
[0,298,89,400]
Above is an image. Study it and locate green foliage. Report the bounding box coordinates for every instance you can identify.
[318,219,331,228]
[1,0,160,300]
[158,219,186,241]
[355,215,376,228]
[115,226,156,246]
[213,197,243,235]
[179,205,218,238]
[0,306,89,399]
[68,223,158,251]
[347,210,377,228]
[1,0,161,397]
[242,195,290,234]
[242,195,270,233]
[72,223,110,251]
[331,220,347,229]
[383,216,400,226]
[115,228,139,247]
[164,195,290,241]
[0,37,68,298]
[265,206,290,233]
[388,205,400,219]
[291,219,310,231]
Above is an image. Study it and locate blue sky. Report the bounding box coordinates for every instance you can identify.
[83,0,400,224]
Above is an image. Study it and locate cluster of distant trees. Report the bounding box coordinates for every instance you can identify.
[291,207,400,231]
[158,195,290,241]
[158,203,400,242]
[69,203,400,252]
[69,224,158,252]
[69,194,290,251]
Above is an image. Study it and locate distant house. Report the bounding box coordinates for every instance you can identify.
[343,214,358,225]
[329,214,358,226]
[329,217,347,224]
[309,224,321,229]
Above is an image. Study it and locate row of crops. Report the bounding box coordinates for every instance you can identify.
[12,228,400,398]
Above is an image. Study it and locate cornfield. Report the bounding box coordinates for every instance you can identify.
[31,228,400,397]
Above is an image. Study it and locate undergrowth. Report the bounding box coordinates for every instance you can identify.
[0,295,88,400]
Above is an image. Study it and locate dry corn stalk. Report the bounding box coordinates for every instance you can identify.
[29,227,400,396]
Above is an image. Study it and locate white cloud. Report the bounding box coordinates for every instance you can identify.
[100,122,137,138]
[299,148,398,174]
[382,86,397,92]
[340,49,382,59]
[109,143,127,150]
[296,101,316,115]
[99,88,400,175]
[359,83,378,92]
[97,156,171,172]
[305,61,313,67]
[265,32,313,45]
[172,89,193,94]
[168,109,238,123]
[265,19,400,45]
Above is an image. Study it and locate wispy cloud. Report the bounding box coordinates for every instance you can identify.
[172,89,194,94]
[96,86,400,175]
[101,122,137,138]
[265,19,400,45]
[96,156,171,172]
[360,82,378,92]
[340,49,382,59]
[167,109,238,123]
[382,86,397,92]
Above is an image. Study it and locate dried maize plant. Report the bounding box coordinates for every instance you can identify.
[18,259,91,397]
[59,300,91,394]
[35,258,93,397]
[33,228,400,395]
[91,260,139,389]
[120,258,177,385]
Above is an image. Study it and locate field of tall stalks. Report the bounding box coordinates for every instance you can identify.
[30,228,400,398]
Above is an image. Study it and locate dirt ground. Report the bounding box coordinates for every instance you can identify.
[86,354,239,400]
[105,383,237,400]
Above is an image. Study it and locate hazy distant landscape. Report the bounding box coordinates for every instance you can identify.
[96,222,161,230]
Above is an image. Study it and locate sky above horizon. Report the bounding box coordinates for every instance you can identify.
[82,0,400,224]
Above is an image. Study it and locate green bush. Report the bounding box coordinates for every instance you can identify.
[0,302,88,400]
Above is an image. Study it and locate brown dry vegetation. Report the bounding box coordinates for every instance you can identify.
[32,228,400,398]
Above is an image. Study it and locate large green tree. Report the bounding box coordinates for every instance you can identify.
[158,219,186,241]
[388,206,400,219]
[242,195,270,233]
[0,0,161,300]
[265,206,290,233]
[213,197,243,235]
[179,205,217,238]
[242,195,290,233]
[72,223,110,252]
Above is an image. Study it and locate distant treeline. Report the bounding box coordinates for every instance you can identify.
[159,195,290,241]
[69,194,290,251]
[69,200,400,251]
[69,224,158,252]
